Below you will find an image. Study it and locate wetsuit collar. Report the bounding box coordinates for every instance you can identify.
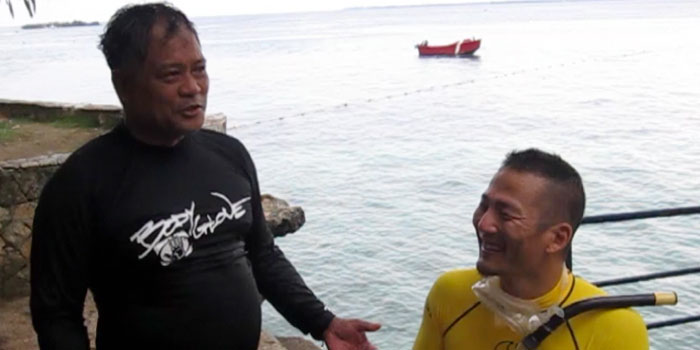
[472,266,573,335]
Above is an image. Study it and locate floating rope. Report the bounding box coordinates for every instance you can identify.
[230,50,651,130]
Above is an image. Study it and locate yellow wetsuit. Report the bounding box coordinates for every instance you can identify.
[413,269,648,350]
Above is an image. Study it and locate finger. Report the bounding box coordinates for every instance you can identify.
[352,319,382,331]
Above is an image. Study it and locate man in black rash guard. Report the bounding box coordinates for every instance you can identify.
[29,3,380,350]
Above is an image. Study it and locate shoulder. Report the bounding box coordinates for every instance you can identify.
[422,269,482,330]
[36,130,125,214]
[587,307,648,348]
[47,129,123,187]
[194,128,247,151]
[193,129,253,163]
[566,276,649,349]
[594,306,646,326]
[564,274,606,305]
[433,268,482,290]
[428,269,481,303]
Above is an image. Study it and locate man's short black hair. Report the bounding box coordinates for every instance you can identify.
[501,148,586,232]
[98,2,198,70]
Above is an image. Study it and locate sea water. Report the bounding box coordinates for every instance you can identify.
[1,0,699,348]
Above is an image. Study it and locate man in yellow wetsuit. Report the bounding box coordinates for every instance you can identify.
[414,149,648,350]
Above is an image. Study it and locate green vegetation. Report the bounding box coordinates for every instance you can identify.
[7,114,100,129]
[0,114,100,143]
[0,120,17,143]
[48,115,101,129]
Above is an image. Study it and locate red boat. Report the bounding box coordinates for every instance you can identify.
[416,38,481,56]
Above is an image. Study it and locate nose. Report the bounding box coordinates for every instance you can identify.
[475,208,498,237]
[179,72,202,96]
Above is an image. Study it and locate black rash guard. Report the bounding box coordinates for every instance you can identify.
[30,123,334,350]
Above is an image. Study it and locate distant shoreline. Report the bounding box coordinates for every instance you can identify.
[21,20,99,30]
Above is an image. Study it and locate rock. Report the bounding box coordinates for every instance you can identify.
[0,237,5,267]
[258,331,287,350]
[1,249,26,280]
[278,336,323,350]
[262,194,306,237]
[16,266,29,281]
[10,203,35,222]
[0,206,9,222]
[1,248,28,298]
[19,239,31,260]
[14,169,44,201]
[0,172,26,207]
[1,276,30,299]
[0,221,31,250]
[202,113,227,133]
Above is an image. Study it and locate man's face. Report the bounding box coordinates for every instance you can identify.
[119,21,208,143]
[472,168,552,278]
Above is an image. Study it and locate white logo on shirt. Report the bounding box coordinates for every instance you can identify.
[130,192,251,266]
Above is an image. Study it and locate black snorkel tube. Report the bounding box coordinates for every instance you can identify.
[520,292,678,350]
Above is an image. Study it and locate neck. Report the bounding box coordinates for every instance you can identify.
[499,262,564,300]
[124,119,184,147]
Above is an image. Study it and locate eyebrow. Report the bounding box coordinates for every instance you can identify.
[156,58,206,70]
[481,193,522,214]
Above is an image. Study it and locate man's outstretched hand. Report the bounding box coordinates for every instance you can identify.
[323,317,381,350]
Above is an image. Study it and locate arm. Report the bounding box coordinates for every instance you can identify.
[30,166,93,350]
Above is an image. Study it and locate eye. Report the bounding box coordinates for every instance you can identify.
[192,64,207,76]
[499,210,516,220]
[159,70,181,83]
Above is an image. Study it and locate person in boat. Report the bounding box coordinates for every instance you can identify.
[413,148,648,350]
[29,3,380,350]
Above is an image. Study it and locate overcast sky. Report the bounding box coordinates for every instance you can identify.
[1,0,505,24]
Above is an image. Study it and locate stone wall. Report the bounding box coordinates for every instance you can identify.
[0,155,66,298]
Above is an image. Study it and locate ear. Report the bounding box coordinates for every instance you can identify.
[544,222,573,254]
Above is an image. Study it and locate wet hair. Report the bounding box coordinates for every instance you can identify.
[501,148,586,232]
[98,2,198,70]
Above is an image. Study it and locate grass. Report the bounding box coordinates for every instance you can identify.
[0,114,100,144]
[47,114,101,129]
[0,120,17,143]
[5,114,101,129]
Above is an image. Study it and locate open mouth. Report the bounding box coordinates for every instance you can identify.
[481,240,505,253]
[180,104,203,117]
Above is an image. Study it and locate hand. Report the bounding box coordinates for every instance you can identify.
[323,317,381,350]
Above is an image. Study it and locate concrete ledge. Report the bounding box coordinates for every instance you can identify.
[0,98,122,127]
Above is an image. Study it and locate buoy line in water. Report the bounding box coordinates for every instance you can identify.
[229,50,651,130]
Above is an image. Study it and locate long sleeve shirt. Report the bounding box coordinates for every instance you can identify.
[30,124,334,350]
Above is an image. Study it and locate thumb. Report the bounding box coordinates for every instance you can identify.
[353,319,382,332]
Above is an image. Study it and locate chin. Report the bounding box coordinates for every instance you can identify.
[476,259,500,277]
[178,117,205,132]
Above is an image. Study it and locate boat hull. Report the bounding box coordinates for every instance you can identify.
[416,39,481,56]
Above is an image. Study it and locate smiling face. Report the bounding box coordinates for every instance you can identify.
[115,19,208,146]
[472,168,555,279]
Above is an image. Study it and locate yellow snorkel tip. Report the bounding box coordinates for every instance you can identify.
[654,292,678,306]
